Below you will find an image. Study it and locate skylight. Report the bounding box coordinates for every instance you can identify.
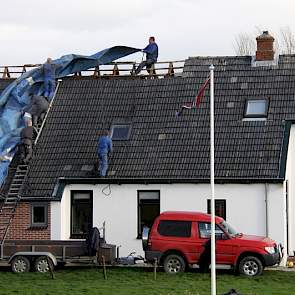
[111,124,131,140]
[244,99,269,118]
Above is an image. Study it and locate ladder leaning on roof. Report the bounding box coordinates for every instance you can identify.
[0,81,61,247]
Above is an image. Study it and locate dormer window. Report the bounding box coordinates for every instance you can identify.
[244,99,269,118]
[111,124,131,140]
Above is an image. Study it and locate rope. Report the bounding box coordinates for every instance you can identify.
[102,183,111,197]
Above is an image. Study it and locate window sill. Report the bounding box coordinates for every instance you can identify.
[28,225,48,230]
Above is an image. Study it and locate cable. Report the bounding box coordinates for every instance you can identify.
[102,183,111,196]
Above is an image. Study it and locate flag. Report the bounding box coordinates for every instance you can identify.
[176,77,210,116]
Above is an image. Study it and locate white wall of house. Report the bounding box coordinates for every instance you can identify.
[285,124,295,255]
[50,182,285,259]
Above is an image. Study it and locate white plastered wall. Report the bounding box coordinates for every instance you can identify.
[285,124,295,255]
[51,182,285,258]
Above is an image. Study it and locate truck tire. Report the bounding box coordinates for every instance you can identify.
[34,256,53,273]
[238,256,263,276]
[11,256,30,273]
[163,254,186,274]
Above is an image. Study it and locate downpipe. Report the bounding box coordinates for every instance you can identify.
[265,183,269,237]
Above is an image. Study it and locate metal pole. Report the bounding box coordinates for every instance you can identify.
[209,64,216,295]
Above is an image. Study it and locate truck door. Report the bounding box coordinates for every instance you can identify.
[197,222,235,265]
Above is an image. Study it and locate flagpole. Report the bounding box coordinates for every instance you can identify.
[209,64,216,295]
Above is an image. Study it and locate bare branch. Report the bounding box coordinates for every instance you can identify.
[234,33,256,56]
[280,26,295,54]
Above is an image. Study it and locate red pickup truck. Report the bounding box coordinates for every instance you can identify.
[142,211,282,276]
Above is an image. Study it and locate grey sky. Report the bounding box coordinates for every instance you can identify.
[1,0,294,65]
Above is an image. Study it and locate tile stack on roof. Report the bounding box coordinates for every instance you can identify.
[22,55,295,198]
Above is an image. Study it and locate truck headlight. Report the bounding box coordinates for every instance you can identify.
[265,246,275,254]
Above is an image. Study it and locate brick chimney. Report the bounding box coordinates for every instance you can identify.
[255,31,275,61]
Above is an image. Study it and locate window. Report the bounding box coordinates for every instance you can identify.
[31,203,48,227]
[137,191,160,238]
[71,191,93,239]
[198,222,224,239]
[111,124,131,140]
[158,220,192,237]
[207,199,226,220]
[244,99,269,118]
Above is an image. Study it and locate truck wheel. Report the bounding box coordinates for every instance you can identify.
[163,254,186,274]
[11,256,30,273]
[238,256,263,276]
[34,256,53,273]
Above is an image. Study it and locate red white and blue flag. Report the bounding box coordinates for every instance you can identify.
[176,76,210,116]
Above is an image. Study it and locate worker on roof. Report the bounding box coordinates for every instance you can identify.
[42,57,60,99]
[97,130,113,177]
[25,94,49,127]
[19,113,34,164]
[134,36,158,75]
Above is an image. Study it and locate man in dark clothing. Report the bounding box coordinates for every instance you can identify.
[19,113,34,164]
[25,94,49,127]
[86,227,102,256]
[198,238,212,273]
[42,57,60,99]
[134,37,158,75]
[97,130,113,177]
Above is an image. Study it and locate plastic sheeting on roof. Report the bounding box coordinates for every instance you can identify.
[0,46,141,187]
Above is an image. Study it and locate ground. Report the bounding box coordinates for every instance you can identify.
[0,267,294,295]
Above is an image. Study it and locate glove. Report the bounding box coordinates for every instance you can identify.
[26,77,34,86]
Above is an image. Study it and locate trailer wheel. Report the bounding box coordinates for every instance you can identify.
[11,256,30,273]
[34,256,53,273]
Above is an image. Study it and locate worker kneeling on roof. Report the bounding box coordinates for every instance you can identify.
[97,130,113,177]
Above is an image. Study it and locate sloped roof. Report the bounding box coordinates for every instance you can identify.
[22,55,295,198]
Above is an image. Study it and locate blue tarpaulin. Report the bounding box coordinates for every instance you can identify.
[0,46,141,187]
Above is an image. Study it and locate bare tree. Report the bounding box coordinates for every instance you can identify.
[234,27,295,56]
[234,33,256,56]
[279,27,295,54]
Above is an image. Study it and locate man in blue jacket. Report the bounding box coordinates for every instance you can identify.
[98,130,113,177]
[134,37,158,75]
[42,57,60,99]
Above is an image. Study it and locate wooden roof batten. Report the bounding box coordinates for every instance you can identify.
[0,60,185,79]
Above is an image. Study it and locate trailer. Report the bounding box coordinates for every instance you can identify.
[0,239,116,273]
[0,224,117,273]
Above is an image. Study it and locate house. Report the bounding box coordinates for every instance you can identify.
[1,32,295,263]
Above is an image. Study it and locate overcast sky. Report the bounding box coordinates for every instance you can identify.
[1,0,294,65]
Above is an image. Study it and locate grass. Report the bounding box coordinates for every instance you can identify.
[0,266,294,295]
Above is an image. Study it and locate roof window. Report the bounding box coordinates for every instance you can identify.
[111,124,131,140]
[244,99,269,118]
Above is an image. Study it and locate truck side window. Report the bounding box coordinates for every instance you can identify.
[198,222,224,239]
[158,220,192,237]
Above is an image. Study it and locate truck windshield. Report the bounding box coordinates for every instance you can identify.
[220,221,238,237]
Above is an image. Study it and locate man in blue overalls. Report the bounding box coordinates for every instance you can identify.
[42,57,60,99]
[134,37,158,75]
[98,130,113,177]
